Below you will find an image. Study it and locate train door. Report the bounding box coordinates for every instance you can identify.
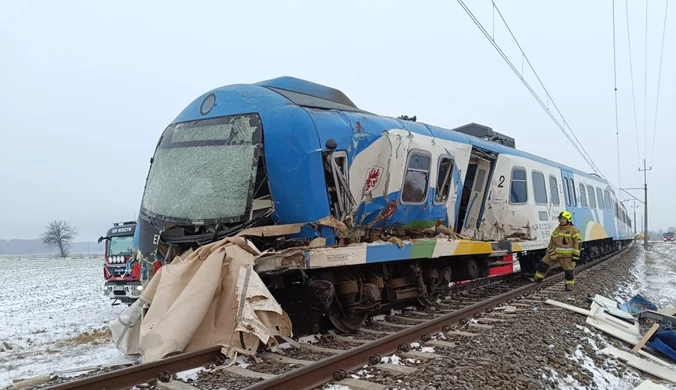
[457,155,492,238]
[560,169,576,221]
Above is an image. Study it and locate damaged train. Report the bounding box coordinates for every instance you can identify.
[134,76,633,334]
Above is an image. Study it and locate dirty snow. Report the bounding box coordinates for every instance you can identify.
[350,369,374,379]
[557,243,676,390]
[235,354,251,369]
[370,314,386,322]
[297,334,319,344]
[176,366,206,381]
[0,256,132,388]
[323,385,351,390]
[380,354,402,365]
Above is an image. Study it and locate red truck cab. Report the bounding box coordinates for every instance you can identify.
[98,221,142,305]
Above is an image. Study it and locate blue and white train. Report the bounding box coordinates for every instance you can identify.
[135,77,633,333]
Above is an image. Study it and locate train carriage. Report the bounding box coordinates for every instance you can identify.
[136,76,632,333]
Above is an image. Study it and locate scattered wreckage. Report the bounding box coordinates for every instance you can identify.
[547,293,676,385]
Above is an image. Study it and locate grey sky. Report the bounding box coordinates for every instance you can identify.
[1,0,673,240]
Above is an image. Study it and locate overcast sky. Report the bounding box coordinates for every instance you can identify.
[1,0,674,240]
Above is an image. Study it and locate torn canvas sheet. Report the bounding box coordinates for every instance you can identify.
[111,237,291,363]
[109,296,146,355]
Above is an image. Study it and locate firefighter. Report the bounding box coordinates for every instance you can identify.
[530,210,581,291]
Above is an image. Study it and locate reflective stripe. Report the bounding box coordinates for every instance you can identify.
[555,248,574,253]
[565,280,575,286]
[572,233,582,240]
[572,249,581,255]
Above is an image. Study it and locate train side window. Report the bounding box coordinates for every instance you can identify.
[402,150,431,204]
[532,171,547,205]
[571,179,578,207]
[587,185,597,209]
[579,184,588,208]
[604,190,611,210]
[596,188,605,209]
[563,178,570,206]
[509,167,528,204]
[549,175,560,205]
[434,156,454,204]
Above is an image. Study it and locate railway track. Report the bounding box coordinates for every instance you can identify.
[36,247,629,390]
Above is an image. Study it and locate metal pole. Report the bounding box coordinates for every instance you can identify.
[639,159,651,248]
[633,201,637,236]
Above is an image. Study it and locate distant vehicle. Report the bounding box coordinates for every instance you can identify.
[663,232,674,242]
[98,221,142,305]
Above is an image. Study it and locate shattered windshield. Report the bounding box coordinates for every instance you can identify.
[108,236,134,257]
[141,114,262,223]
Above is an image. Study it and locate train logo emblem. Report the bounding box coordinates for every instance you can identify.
[363,167,383,194]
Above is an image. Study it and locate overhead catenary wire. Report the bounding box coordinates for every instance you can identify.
[612,0,621,192]
[644,0,648,161]
[623,0,644,190]
[649,0,670,170]
[624,0,642,170]
[489,1,605,179]
[456,0,607,182]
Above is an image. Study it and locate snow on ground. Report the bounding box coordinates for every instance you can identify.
[557,243,676,390]
[0,256,133,388]
[638,242,676,308]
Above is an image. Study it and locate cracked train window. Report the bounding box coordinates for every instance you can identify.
[402,150,431,204]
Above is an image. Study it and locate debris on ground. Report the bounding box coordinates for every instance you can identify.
[547,291,676,384]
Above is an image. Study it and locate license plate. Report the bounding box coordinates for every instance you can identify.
[114,286,125,291]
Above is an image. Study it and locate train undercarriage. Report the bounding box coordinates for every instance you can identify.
[262,236,634,336]
[260,255,494,335]
[515,237,634,278]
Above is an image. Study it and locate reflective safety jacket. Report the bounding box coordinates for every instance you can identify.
[546,224,582,261]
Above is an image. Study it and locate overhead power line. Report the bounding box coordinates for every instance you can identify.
[644,0,649,161]
[624,0,642,169]
[612,0,621,192]
[456,0,607,181]
[649,0,670,169]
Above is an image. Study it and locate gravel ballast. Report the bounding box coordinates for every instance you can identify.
[336,245,675,390]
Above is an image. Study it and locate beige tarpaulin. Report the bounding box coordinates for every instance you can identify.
[111,236,292,362]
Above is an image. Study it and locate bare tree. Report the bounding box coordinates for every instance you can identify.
[42,220,77,258]
[669,227,676,233]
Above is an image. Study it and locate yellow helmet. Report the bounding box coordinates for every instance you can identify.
[558,211,573,223]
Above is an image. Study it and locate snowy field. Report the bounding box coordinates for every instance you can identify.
[0,257,132,388]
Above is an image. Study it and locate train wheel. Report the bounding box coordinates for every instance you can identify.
[329,312,367,333]
[417,293,440,307]
[454,258,480,280]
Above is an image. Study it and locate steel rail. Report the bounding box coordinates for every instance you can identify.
[243,247,630,390]
[43,346,225,390]
[42,246,630,390]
